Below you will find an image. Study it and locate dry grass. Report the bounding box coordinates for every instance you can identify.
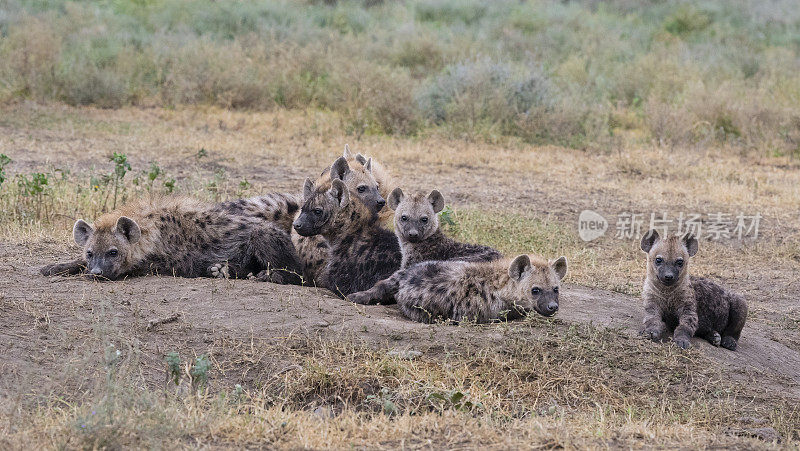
[1,103,799,448]
[1,321,793,449]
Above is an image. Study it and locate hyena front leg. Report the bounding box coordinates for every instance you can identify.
[40,259,86,277]
[640,303,668,342]
[248,226,304,285]
[672,307,699,349]
[347,272,401,305]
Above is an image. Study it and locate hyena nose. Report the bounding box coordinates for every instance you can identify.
[376,198,386,208]
[546,302,558,313]
[664,274,675,281]
[292,222,302,231]
[89,267,103,276]
[408,230,419,239]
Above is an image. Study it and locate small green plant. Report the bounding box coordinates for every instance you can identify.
[109,152,131,209]
[366,387,398,416]
[236,178,251,197]
[427,389,483,412]
[164,177,176,194]
[438,205,457,228]
[16,172,50,220]
[0,154,12,188]
[206,169,227,201]
[165,352,182,387]
[189,355,211,394]
[196,148,208,159]
[146,162,162,191]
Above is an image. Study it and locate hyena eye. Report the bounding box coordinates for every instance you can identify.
[675,259,684,267]
[531,287,541,295]
[86,250,94,258]
[357,185,366,193]
[420,217,428,223]
[107,249,118,257]
[313,208,323,216]
[553,286,559,293]
[401,215,409,221]
[655,257,663,265]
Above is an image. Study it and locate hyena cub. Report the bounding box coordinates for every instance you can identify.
[40,196,302,284]
[389,188,501,268]
[292,155,388,284]
[348,255,567,324]
[639,230,747,350]
[293,179,401,297]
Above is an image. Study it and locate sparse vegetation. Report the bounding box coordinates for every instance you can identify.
[0,104,798,448]
[3,0,800,152]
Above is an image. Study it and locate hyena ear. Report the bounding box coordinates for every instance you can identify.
[364,157,372,172]
[682,233,699,257]
[343,144,352,159]
[388,187,404,210]
[640,229,660,253]
[329,179,350,208]
[73,220,94,247]
[355,153,367,165]
[116,216,141,244]
[551,256,568,281]
[303,178,315,201]
[330,156,350,181]
[428,190,445,213]
[508,255,531,281]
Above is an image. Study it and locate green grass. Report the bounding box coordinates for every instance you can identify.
[3,0,800,152]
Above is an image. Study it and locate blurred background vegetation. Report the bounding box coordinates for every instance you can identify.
[2,0,800,154]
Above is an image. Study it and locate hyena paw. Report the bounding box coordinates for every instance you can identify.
[208,263,230,279]
[707,331,722,347]
[253,269,284,284]
[639,327,663,342]
[40,264,60,276]
[347,291,373,305]
[720,336,738,351]
[40,263,76,276]
[673,336,691,350]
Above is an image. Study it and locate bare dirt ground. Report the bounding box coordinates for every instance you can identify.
[3,242,798,404]
[1,102,799,447]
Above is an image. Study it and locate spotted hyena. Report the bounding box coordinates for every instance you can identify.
[292,154,391,284]
[293,178,401,297]
[41,196,302,284]
[389,187,501,268]
[347,254,567,324]
[639,230,747,350]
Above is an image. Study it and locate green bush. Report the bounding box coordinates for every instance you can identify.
[3,0,800,152]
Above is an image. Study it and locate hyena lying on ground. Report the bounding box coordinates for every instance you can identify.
[639,230,747,350]
[41,196,303,284]
[347,254,567,324]
[389,188,502,268]
[293,178,401,297]
[292,154,391,284]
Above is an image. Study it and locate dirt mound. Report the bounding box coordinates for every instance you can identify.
[1,242,798,403]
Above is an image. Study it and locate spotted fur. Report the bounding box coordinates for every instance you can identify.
[294,179,401,297]
[389,188,502,268]
[639,230,748,350]
[292,150,394,284]
[41,196,302,284]
[348,255,567,324]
